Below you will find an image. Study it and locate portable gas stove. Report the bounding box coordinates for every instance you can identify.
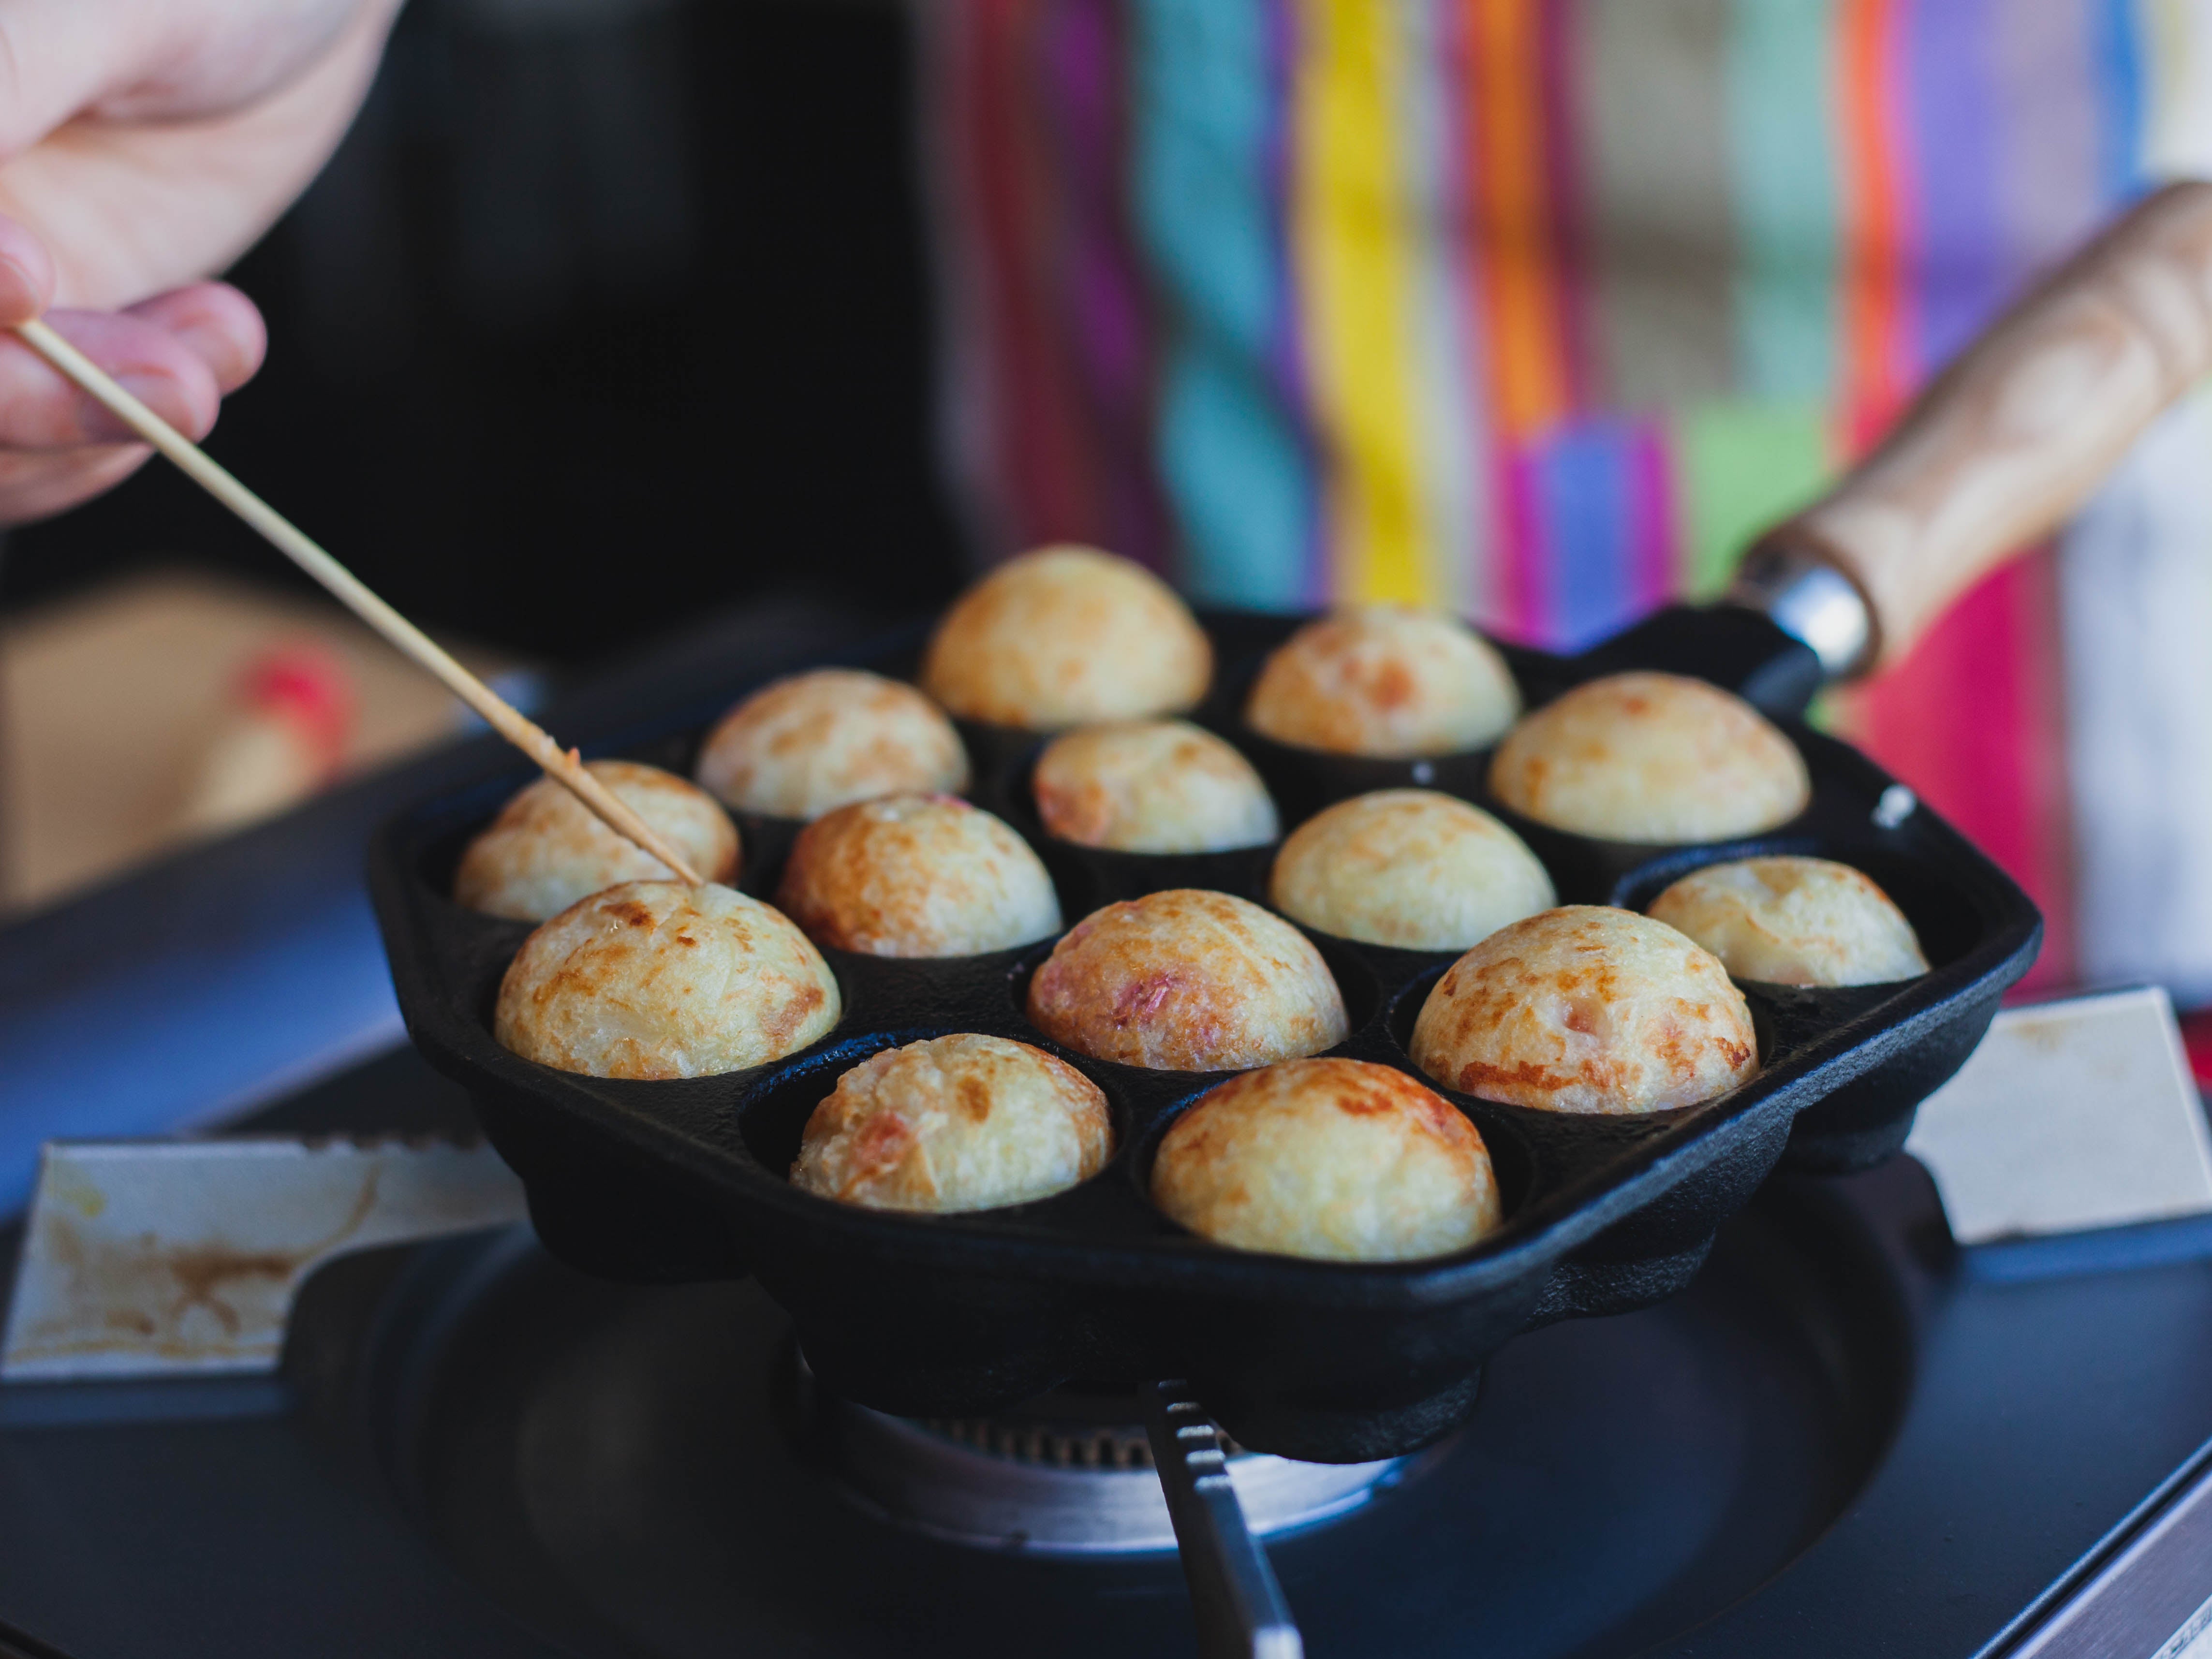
[3,606,2211,1658]
[2,1042,2211,1659]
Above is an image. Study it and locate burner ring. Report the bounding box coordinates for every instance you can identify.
[914,1414,1164,1471]
[795,1355,1433,1556]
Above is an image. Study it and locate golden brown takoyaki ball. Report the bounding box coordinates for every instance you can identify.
[790,1034,1112,1212]
[1026,889,1348,1071]
[1243,605,1520,758]
[1268,790,1554,951]
[1647,856,1929,987]
[1032,719,1278,853]
[775,794,1061,957]
[693,669,969,820]
[1150,1058,1502,1261]
[1410,906,1756,1114]
[918,545,1213,730]
[453,760,741,923]
[1487,672,1810,843]
[494,881,839,1078]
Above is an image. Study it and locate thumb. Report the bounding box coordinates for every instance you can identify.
[0,213,56,326]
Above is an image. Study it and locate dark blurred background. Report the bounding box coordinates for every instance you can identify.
[0,0,964,662]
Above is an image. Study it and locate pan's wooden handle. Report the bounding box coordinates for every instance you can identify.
[1745,180,2212,673]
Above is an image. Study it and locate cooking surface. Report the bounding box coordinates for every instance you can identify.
[3,1047,2212,1658]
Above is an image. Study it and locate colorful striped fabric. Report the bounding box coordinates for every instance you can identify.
[923,0,2212,995]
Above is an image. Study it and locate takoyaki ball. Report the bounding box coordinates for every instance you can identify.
[1410,906,1756,1114]
[790,1033,1112,1213]
[494,881,839,1079]
[1487,672,1810,843]
[1033,719,1278,853]
[1269,790,1554,952]
[1150,1058,1502,1262]
[1027,889,1348,1072]
[775,794,1061,957]
[918,545,1213,730]
[694,669,969,820]
[1244,604,1519,758]
[1647,856,1929,987]
[453,760,740,923]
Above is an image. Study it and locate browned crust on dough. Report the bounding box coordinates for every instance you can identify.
[1031,720,1273,851]
[695,669,968,817]
[493,881,838,1079]
[1486,672,1809,842]
[1026,888,1348,1071]
[918,547,1212,729]
[454,760,740,920]
[774,794,1056,956]
[791,1034,1111,1210]
[1242,608,1516,758]
[1409,906,1756,1114]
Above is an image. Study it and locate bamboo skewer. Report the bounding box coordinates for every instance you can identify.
[14,316,708,885]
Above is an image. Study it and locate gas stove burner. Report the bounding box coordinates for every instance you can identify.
[794,1359,1427,1554]
[358,1173,1935,1657]
[916,1407,1163,1469]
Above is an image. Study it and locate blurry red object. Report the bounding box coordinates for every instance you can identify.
[179,644,357,835]
[2179,1008,2212,1090]
[241,646,355,773]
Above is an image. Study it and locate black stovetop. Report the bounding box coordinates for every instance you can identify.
[3,1045,2211,1659]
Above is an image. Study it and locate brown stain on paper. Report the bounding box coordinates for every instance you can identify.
[18,1168,384,1361]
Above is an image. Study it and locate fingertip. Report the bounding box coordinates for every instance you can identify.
[220,285,265,363]
[218,290,268,388]
[115,364,221,443]
[0,217,57,326]
[51,314,222,443]
[127,283,267,393]
[0,309,224,450]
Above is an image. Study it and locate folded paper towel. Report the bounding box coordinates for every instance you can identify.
[1906,986,2212,1245]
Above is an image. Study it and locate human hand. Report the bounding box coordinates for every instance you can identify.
[0,0,403,525]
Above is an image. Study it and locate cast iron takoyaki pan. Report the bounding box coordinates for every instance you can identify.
[369,603,2038,1462]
